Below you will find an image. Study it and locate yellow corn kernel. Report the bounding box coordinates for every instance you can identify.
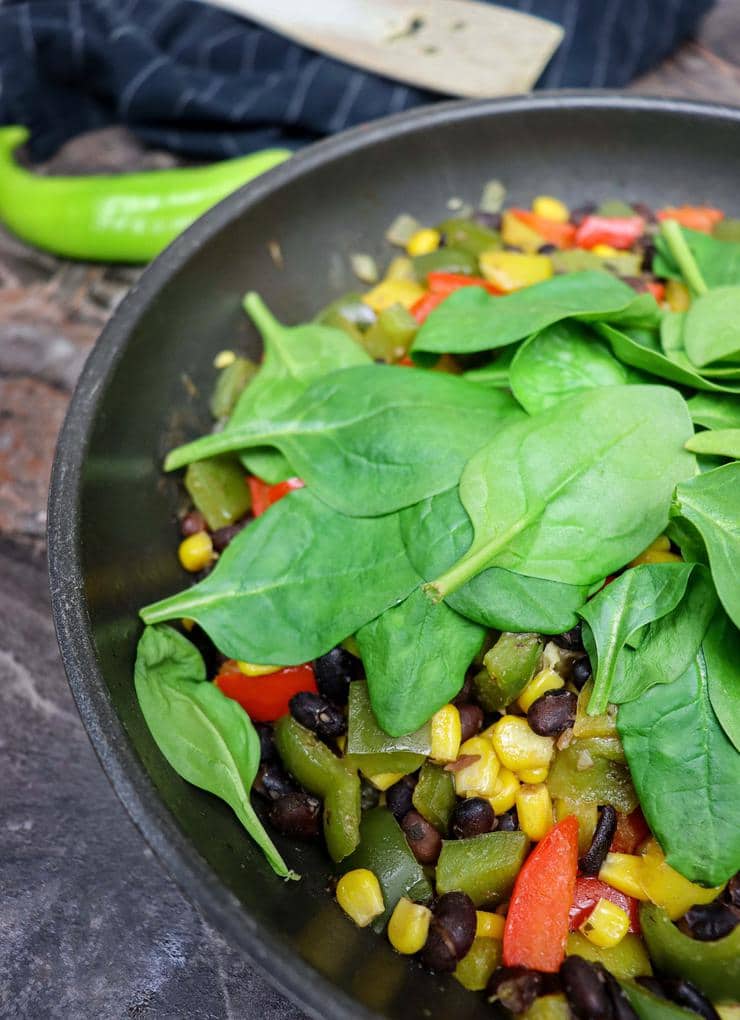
[178,531,214,572]
[453,736,500,798]
[181,617,195,632]
[236,660,283,676]
[384,255,415,281]
[387,897,432,954]
[501,210,545,252]
[430,704,462,763]
[639,839,723,920]
[362,278,425,313]
[476,910,506,939]
[666,278,691,312]
[532,195,569,222]
[599,853,649,900]
[491,715,555,773]
[213,349,236,368]
[629,535,681,567]
[718,1007,740,1020]
[488,768,520,814]
[406,227,441,257]
[516,783,553,842]
[479,250,553,293]
[336,869,385,928]
[518,667,565,713]
[363,771,406,791]
[580,898,630,948]
[592,243,620,257]
[518,765,550,784]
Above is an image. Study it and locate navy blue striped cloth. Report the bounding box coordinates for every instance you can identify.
[0,0,715,160]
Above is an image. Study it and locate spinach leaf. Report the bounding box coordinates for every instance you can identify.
[357,587,485,736]
[617,647,740,886]
[683,286,740,368]
[401,488,590,634]
[134,624,295,879]
[232,293,370,483]
[140,488,419,662]
[412,272,654,356]
[685,428,740,459]
[462,346,517,389]
[703,609,740,752]
[165,364,524,517]
[578,562,695,715]
[654,225,740,287]
[509,320,629,413]
[673,462,740,627]
[687,392,740,431]
[428,386,695,598]
[665,517,708,565]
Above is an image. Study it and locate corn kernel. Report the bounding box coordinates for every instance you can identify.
[665,278,691,312]
[518,667,565,712]
[387,897,432,954]
[491,715,555,773]
[454,736,500,798]
[476,911,505,939]
[406,227,441,257]
[592,243,620,257]
[630,547,682,566]
[178,531,214,572]
[213,349,236,368]
[639,839,723,919]
[363,771,406,791]
[479,250,553,292]
[362,278,425,313]
[336,869,385,928]
[430,704,462,763]
[488,768,520,814]
[501,210,545,253]
[236,660,283,676]
[516,783,553,841]
[599,853,649,900]
[181,617,195,632]
[384,255,415,281]
[517,765,550,784]
[580,898,630,948]
[532,196,569,222]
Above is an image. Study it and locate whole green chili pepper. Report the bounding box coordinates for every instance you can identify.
[0,125,290,263]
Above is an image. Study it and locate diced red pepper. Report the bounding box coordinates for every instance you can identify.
[657,206,724,234]
[503,816,579,972]
[214,662,317,722]
[427,271,502,296]
[570,876,641,934]
[510,209,577,249]
[645,281,666,303]
[610,808,650,855]
[575,215,646,250]
[398,355,416,367]
[248,475,304,517]
[410,291,447,324]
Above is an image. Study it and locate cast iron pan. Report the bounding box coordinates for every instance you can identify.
[48,94,740,1020]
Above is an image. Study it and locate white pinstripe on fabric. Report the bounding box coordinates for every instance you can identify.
[591,0,623,87]
[232,70,282,119]
[70,0,85,70]
[389,84,410,113]
[20,2,36,57]
[285,56,324,123]
[623,0,650,82]
[542,0,580,87]
[239,28,263,74]
[328,70,365,133]
[197,25,244,71]
[119,53,169,115]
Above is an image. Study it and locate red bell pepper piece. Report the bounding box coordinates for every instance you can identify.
[427,271,501,296]
[645,281,666,303]
[657,206,724,234]
[610,808,650,855]
[503,816,579,972]
[510,209,577,249]
[214,662,317,722]
[570,876,641,934]
[410,291,446,324]
[248,475,304,517]
[575,215,646,250]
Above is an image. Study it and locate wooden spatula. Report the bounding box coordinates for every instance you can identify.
[208,0,563,97]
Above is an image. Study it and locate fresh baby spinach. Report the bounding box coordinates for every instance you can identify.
[140,488,419,662]
[685,428,740,459]
[165,364,524,517]
[683,286,740,368]
[462,346,517,389]
[686,392,740,431]
[673,462,740,627]
[654,224,740,288]
[703,609,740,752]
[134,624,296,879]
[427,386,695,599]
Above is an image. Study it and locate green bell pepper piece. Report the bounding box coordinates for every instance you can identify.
[521,994,572,1020]
[346,682,428,775]
[314,291,375,341]
[362,303,418,361]
[597,200,637,218]
[436,217,502,256]
[436,831,529,907]
[274,716,361,862]
[184,455,251,530]
[640,902,740,1002]
[619,979,702,1019]
[566,932,652,979]
[412,246,479,281]
[210,357,258,419]
[548,737,637,813]
[338,807,432,930]
[412,762,456,833]
[454,937,502,991]
[474,632,544,712]
[713,218,740,242]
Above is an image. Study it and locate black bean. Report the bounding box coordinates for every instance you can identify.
[683,901,738,941]
[572,655,592,689]
[636,976,668,997]
[253,763,295,801]
[312,646,360,705]
[561,956,614,1020]
[180,509,207,536]
[289,692,346,740]
[570,202,597,227]
[724,873,740,909]
[473,210,502,230]
[553,624,583,651]
[528,689,578,737]
[579,805,618,875]
[422,892,476,972]
[268,792,321,839]
[602,968,639,1020]
[211,518,248,551]
[503,244,524,253]
[360,778,381,812]
[631,201,656,224]
[496,807,519,831]
[401,810,442,865]
[386,775,417,821]
[458,702,484,742]
[487,967,557,1013]
[256,723,276,762]
[538,242,558,254]
[450,798,495,839]
[452,674,474,706]
[663,979,721,1020]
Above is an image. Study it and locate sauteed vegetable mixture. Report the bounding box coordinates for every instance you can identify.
[135,191,740,1019]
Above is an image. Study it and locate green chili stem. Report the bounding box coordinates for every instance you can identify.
[660,220,708,296]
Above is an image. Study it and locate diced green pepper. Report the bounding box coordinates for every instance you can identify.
[521,994,572,1020]
[412,762,456,833]
[597,200,637,218]
[474,632,544,712]
[573,682,618,739]
[620,979,702,1019]
[454,937,502,991]
[713,218,740,242]
[550,248,644,278]
[548,737,637,813]
[184,455,251,530]
[274,716,361,862]
[338,807,432,930]
[566,932,652,979]
[210,356,257,419]
[362,303,418,361]
[436,831,529,907]
[640,903,740,1002]
[346,682,428,775]
[436,218,502,256]
[412,246,479,281]
[554,797,599,854]
[314,291,375,341]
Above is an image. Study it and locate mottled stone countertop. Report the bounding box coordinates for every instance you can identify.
[2,7,740,1017]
